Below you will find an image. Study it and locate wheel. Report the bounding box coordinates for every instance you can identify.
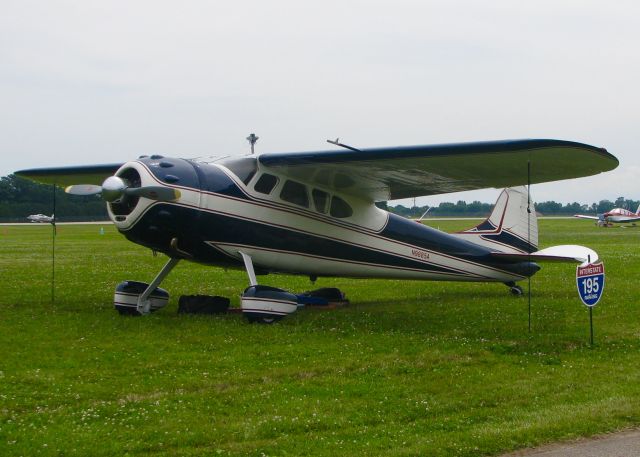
[510,285,523,296]
[114,280,169,315]
[241,285,297,323]
[244,312,283,324]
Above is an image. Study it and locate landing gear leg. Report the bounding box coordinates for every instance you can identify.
[239,252,258,287]
[504,281,523,296]
[136,257,180,314]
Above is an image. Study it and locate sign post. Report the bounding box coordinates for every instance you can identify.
[576,261,605,346]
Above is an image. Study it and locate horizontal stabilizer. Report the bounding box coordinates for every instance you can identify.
[492,244,598,265]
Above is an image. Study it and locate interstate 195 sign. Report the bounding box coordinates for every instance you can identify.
[576,261,605,307]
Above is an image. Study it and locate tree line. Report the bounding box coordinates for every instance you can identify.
[380,197,639,218]
[0,174,108,222]
[0,173,637,221]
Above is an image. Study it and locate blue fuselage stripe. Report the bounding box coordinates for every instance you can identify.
[120,158,534,280]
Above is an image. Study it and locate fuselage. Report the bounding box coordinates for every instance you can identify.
[603,207,640,223]
[107,157,537,283]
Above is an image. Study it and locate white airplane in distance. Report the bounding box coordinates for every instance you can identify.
[27,213,54,223]
[16,138,618,323]
[574,206,640,227]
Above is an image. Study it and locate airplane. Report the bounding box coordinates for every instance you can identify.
[27,213,54,223]
[15,138,618,323]
[574,206,640,227]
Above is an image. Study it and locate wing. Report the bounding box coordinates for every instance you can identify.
[14,163,123,186]
[574,214,600,221]
[258,139,618,201]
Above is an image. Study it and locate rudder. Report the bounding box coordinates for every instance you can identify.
[454,186,537,253]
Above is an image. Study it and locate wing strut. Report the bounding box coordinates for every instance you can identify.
[239,252,258,286]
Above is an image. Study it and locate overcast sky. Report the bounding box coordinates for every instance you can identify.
[1,0,638,206]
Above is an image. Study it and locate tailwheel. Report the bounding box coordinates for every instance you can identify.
[510,285,524,296]
[504,281,523,296]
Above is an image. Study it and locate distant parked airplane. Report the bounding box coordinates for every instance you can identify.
[27,214,54,223]
[574,206,640,227]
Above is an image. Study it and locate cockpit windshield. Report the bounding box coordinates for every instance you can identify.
[218,157,257,185]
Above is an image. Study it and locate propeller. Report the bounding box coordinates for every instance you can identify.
[65,176,181,202]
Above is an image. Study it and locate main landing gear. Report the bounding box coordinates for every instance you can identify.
[239,252,298,324]
[111,250,334,323]
[113,257,180,315]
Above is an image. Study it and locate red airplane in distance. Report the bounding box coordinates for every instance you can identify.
[575,206,640,227]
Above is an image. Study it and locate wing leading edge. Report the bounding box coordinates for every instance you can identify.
[574,214,601,221]
[14,163,123,186]
[258,139,618,201]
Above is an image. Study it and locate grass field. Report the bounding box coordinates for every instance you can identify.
[1,219,639,456]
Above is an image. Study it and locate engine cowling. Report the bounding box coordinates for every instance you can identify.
[105,157,201,254]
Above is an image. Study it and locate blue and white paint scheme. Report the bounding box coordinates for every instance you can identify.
[16,139,618,322]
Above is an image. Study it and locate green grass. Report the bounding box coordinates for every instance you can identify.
[1,219,639,456]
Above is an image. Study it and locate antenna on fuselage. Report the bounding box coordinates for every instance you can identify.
[327,138,361,152]
[246,133,259,154]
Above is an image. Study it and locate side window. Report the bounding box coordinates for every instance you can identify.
[280,180,309,208]
[330,196,353,218]
[312,189,329,214]
[254,173,279,195]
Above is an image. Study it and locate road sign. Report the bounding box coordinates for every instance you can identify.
[576,261,605,307]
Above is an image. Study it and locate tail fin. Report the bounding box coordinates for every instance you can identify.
[454,186,537,253]
[636,204,640,216]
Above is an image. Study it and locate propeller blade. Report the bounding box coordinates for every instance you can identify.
[125,186,181,201]
[66,178,180,202]
[65,184,102,195]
